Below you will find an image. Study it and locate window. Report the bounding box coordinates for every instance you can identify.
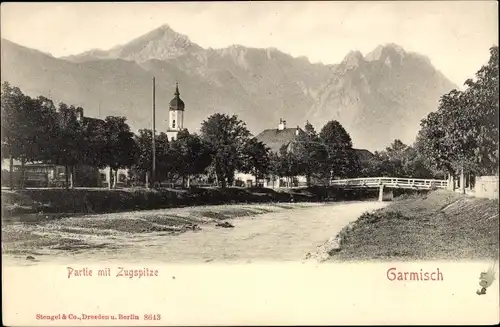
[172,120,176,128]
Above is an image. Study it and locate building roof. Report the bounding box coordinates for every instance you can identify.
[169,82,185,111]
[255,127,303,153]
[255,127,374,162]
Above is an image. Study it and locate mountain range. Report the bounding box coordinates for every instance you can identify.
[0,24,456,151]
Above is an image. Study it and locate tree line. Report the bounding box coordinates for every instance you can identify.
[1,46,497,190]
[0,81,363,189]
[416,46,498,181]
[358,47,498,184]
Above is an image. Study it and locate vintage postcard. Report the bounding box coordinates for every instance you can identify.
[1,1,499,325]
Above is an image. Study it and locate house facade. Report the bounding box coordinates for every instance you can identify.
[234,118,307,188]
[1,159,129,188]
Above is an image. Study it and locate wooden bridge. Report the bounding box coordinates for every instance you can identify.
[329,177,449,201]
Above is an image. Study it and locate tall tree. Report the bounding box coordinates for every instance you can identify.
[53,104,85,188]
[30,96,59,164]
[132,130,171,187]
[169,129,212,187]
[269,144,300,187]
[268,151,282,187]
[132,129,154,186]
[1,82,33,189]
[1,83,59,189]
[384,139,409,177]
[97,116,137,188]
[361,139,436,178]
[240,137,270,185]
[319,120,358,181]
[416,46,499,179]
[155,132,172,185]
[461,45,499,175]
[292,122,328,186]
[200,113,251,187]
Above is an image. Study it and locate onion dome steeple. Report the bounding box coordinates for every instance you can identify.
[169,82,185,111]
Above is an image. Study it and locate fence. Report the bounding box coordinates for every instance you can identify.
[330,177,448,189]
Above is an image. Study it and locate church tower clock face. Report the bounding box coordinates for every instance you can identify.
[167,82,185,141]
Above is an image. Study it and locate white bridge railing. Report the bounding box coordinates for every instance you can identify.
[330,177,448,189]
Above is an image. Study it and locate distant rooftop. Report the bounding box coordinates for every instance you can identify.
[255,127,303,153]
[255,119,374,160]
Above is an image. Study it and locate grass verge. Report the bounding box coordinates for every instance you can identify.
[329,190,499,261]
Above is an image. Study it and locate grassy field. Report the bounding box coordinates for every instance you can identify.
[1,186,379,218]
[329,190,499,261]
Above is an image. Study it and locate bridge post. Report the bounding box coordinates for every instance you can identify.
[378,184,394,202]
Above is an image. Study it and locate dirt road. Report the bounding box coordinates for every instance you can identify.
[2,201,388,265]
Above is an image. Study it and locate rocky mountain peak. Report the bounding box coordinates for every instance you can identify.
[2,30,457,151]
[341,50,365,69]
[63,23,203,63]
[365,43,406,62]
[155,23,173,32]
[140,23,191,45]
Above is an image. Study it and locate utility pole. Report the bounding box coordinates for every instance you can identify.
[152,77,156,188]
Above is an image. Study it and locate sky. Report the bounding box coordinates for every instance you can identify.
[1,1,498,86]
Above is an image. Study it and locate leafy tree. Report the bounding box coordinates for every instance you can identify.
[96,116,137,188]
[131,130,171,187]
[200,113,251,187]
[319,120,358,181]
[416,46,499,179]
[361,139,436,178]
[268,151,281,187]
[169,129,212,187]
[384,139,410,177]
[29,96,59,164]
[1,82,31,189]
[132,129,153,186]
[359,151,387,177]
[291,122,328,186]
[402,146,441,179]
[269,144,300,187]
[52,104,86,188]
[415,106,454,176]
[1,83,59,189]
[240,137,270,185]
[153,132,171,185]
[461,45,499,175]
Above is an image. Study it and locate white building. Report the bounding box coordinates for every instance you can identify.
[166,82,185,141]
[234,118,307,188]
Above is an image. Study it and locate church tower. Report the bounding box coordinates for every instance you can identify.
[166,82,185,140]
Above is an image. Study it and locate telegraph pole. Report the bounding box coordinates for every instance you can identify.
[152,77,156,188]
